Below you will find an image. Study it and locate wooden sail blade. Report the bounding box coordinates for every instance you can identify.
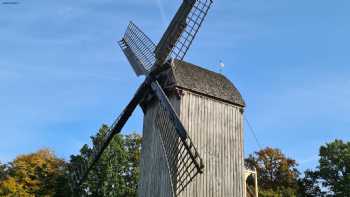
[119,39,147,76]
[150,80,204,195]
[119,21,157,76]
[170,0,213,60]
[155,0,195,65]
[155,0,213,65]
[70,81,150,189]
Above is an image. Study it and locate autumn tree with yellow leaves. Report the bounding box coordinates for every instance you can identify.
[245,147,300,197]
[0,149,70,196]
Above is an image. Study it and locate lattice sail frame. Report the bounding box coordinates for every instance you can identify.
[119,22,156,76]
[155,104,203,195]
[120,0,213,76]
[168,0,213,61]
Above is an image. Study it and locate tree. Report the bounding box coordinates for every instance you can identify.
[123,134,142,196]
[0,176,33,197]
[245,147,300,197]
[0,149,70,197]
[0,162,8,181]
[299,139,350,197]
[297,170,324,197]
[319,139,350,196]
[69,124,142,197]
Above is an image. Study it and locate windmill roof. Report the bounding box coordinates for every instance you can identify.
[165,59,245,107]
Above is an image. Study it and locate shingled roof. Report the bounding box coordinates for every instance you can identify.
[165,59,245,107]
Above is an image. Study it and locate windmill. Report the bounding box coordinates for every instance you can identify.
[69,0,213,196]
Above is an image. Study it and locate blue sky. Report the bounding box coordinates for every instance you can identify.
[1,0,349,172]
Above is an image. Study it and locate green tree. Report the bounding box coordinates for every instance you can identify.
[69,125,142,197]
[0,162,7,181]
[299,139,350,197]
[0,149,71,197]
[297,170,324,197]
[123,134,142,196]
[319,139,350,196]
[245,147,300,197]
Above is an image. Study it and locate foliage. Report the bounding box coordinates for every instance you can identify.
[297,170,324,197]
[318,139,350,196]
[2,132,349,197]
[69,124,142,197]
[0,149,70,197]
[0,126,141,197]
[299,139,350,197]
[0,162,8,181]
[123,134,142,195]
[245,147,300,197]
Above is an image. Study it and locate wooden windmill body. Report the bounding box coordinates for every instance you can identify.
[71,1,248,197]
[139,60,245,197]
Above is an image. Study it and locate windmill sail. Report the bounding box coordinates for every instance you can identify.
[120,0,213,75]
[156,0,213,64]
[119,22,156,76]
[170,0,213,60]
[119,40,147,76]
[155,0,195,65]
[71,82,150,189]
[150,81,204,195]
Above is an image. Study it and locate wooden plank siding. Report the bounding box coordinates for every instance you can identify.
[138,89,244,197]
[178,90,244,197]
[138,96,179,197]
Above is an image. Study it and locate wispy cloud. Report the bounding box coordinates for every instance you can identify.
[154,0,167,28]
[299,155,319,165]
